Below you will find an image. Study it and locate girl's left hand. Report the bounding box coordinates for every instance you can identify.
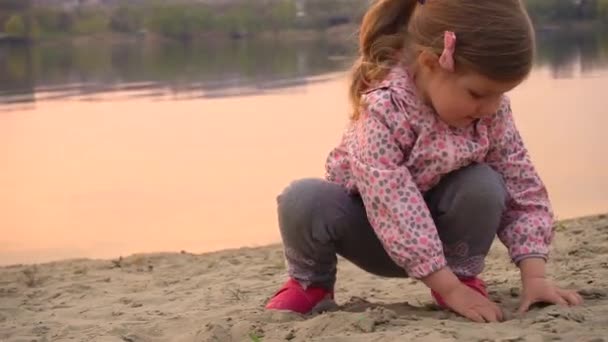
[518,277,584,314]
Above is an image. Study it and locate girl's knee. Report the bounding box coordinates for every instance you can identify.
[277,178,342,227]
[278,178,326,212]
[456,164,508,214]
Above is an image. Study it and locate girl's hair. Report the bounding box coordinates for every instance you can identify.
[349,0,535,119]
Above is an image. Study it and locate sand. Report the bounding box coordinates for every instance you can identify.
[1,214,607,342]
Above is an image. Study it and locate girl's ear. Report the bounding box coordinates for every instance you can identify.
[417,50,440,73]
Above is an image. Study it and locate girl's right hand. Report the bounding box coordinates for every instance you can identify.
[421,267,503,323]
[440,283,504,323]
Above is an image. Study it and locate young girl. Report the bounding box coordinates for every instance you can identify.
[265,0,583,323]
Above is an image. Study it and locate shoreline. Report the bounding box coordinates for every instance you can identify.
[2,212,605,269]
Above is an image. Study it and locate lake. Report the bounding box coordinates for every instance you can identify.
[1,29,607,265]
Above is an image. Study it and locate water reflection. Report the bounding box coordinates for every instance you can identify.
[0,38,355,109]
[1,28,608,110]
[535,28,608,78]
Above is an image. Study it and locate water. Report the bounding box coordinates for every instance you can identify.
[1,30,607,265]
[0,38,354,107]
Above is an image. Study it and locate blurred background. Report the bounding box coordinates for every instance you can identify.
[1,0,607,265]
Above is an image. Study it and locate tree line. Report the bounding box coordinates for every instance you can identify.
[1,0,608,42]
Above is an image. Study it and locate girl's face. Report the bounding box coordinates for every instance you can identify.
[415,53,524,128]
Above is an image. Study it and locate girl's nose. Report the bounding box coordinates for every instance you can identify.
[475,100,501,118]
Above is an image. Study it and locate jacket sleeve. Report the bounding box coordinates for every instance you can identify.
[485,98,555,264]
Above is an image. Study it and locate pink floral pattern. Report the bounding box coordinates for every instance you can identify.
[325,65,554,279]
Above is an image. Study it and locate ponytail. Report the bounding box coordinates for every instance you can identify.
[349,0,418,120]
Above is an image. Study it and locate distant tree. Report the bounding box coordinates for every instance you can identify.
[216,4,258,37]
[57,12,75,32]
[146,5,187,39]
[4,14,26,37]
[269,0,297,32]
[0,0,31,11]
[524,0,605,23]
[110,6,142,33]
[598,0,608,20]
[72,10,109,35]
[146,4,216,40]
[30,7,77,37]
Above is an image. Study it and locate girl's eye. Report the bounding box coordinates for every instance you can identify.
[468,90,483,99]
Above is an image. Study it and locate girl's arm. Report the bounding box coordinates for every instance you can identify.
[485,98,554,267]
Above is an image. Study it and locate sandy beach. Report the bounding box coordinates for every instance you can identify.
[1,214,607,341]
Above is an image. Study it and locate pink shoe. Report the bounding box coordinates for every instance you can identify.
[265,278,334,314]
[431,277,488,309]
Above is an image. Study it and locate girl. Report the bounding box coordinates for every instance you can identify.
[265,0,583,323]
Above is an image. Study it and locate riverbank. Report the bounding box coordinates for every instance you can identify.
[1,213,607,341]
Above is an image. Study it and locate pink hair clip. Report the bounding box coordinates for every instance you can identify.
[439,31,456,72]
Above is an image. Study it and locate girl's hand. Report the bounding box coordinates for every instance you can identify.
[518,276,584,314]
[421,267,503,323]
[442,283,504,323]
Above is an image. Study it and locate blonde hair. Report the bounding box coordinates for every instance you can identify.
[349,0,535,119]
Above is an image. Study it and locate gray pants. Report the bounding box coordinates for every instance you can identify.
[277,164,508,289]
